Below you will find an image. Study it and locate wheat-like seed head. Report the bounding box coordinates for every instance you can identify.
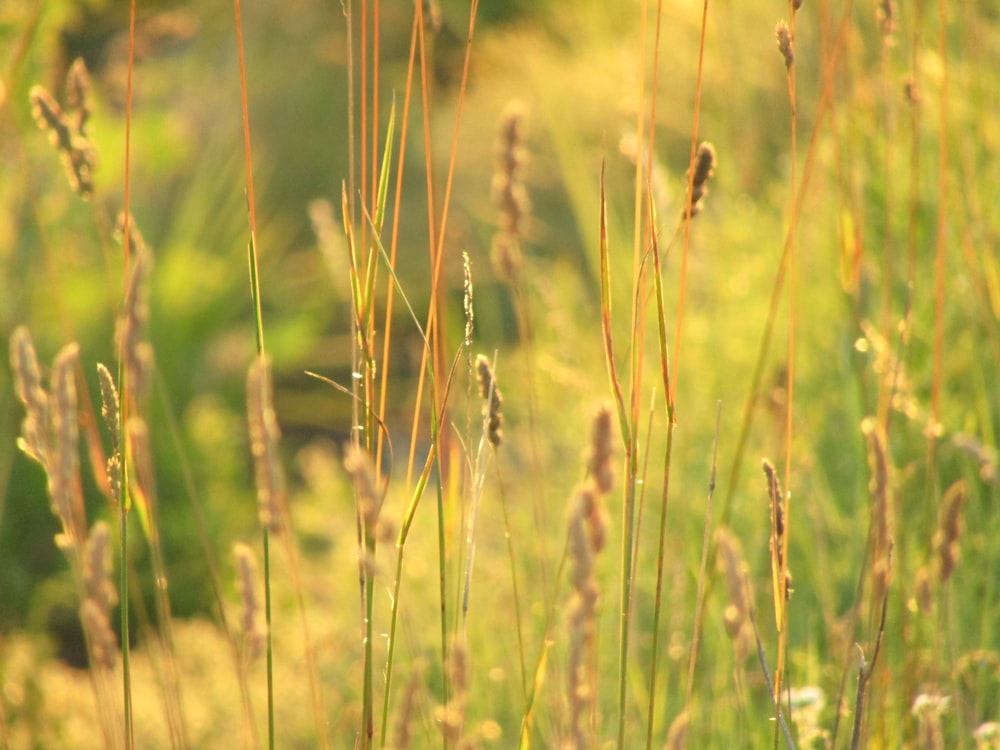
[233,542,266,660]
[10,326,50,467]
[51,343,85,549]
[84,521,118,613]
[475,354,504,447]
[776,21,794,72]
[247,356,286,534]
[933,480,967,583]
[80,599,117,670]
[344,443,381,530]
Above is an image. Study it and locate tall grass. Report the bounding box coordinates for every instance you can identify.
[2,0,998,748]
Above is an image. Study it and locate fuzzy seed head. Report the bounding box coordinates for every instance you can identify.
[475,355,504,447]
[344,443,381,530]
[933,480,967,583]
[247,356,286,533]
[10,326,50,467]
[776,21,795,71]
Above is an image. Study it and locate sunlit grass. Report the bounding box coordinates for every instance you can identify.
[1,0,998,748]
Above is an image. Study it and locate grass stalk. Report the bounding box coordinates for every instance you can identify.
[118,1,138,744]
[232,1,274,744]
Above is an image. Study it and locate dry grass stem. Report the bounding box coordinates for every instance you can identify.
[475,354,504,447]
[246,355,286,534]
[933,480,967,583]
[491,101,529,284]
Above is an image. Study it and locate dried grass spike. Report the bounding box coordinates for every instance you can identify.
[684,141,716,218]
[10,326,50,466]
[662,711,690,750]
[491,101,529,284]
[933,480,967,583]
[776,21,794,72]
[80,599,117,670]
[233,542,266,660]
[762,458,791,609]
[390,668,422,750]
[66,57,92,135]
[418,0,442,33]
[119,244,153,404]
[861,417,893,599]
[96,363,122,498]
[115,211,148,257]
[436,639,469,743]
[715,527,753,659]
[51,343,85,548]
[475,354,504,447]
[29,85,95,199]
[84,521,118,613]
[462,252,475,355]
[247,356,286,533]
[587,403,614,495]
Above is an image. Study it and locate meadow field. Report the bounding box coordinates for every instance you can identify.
[1,0,998,747]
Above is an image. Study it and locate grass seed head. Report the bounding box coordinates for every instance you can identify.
[29,84,96,200]
[51,343,85,549]
[10,326,50,467]
[475,354,504,447]
[587,403,614,495]
[491,101,529,284]
[233,542,266,660]
[685,141,716,217]
[66,58,92,135]
[776,21,794,72]
[246,356,286,534]
[933,480,967,583]
[84,521,117,613]
[80,599,117,671]
[861,417,893,600]
[96,363,122,498]
[715,528,753,659]
[344,443,382,530]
